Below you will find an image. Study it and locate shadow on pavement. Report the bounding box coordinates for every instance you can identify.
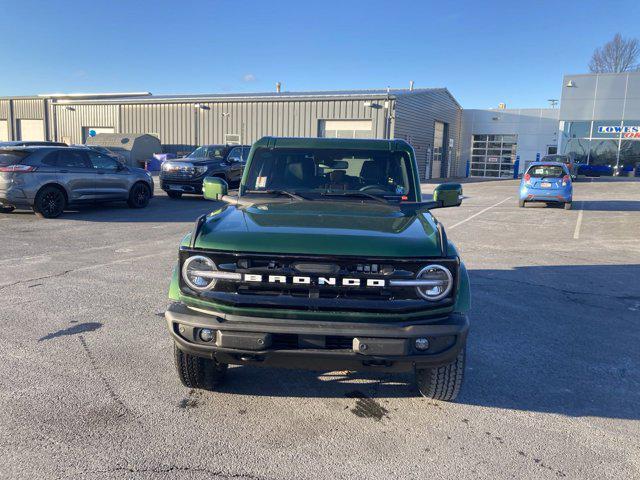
[210,264,640,420]
[39,322,103,342]
[9,194,221,223]
[578,200,640,212]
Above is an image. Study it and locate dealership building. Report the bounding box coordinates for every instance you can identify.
[2,71,639,179]
[0,88,463,180]
[558,71,640,175]
[460,108,559,178]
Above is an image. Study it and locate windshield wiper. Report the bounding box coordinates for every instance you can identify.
[320,191,389,204]
[244,189,310,201]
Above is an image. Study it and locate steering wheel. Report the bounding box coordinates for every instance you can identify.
[359,185,388,193]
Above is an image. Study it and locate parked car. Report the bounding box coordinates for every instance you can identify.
[71,144,128,164]
[160,144,251,199]
[164,137,470,401]
[0,146,154,218]
[540,154,577,179]
[0,141,67,147]
[519,161,573,209]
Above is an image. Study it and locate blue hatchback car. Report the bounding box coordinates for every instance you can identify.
[519,162,573,210]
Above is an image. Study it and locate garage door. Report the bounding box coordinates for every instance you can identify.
[82,126,115,143]
[18,119,45,141]
[470,134,517,178]
[0,120,8,142]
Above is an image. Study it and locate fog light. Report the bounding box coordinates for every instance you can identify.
[415,337,430,351]
[199,328,214,342]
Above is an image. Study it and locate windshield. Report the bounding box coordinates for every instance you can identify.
[188,145,226,160]
[243,148,414,200]
[527,165,566,178]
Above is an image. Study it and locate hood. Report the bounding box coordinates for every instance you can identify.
[174,156,224,166]
[194,200,442,257]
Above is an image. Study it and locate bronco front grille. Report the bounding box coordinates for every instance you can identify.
[178,248,459,313]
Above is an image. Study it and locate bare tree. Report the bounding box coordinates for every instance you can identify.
[589,33,640,73]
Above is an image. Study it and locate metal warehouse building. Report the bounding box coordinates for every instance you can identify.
[0,88,463,180]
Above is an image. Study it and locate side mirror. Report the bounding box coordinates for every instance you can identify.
[228,156,241,163]
[203,176,228,201]
[433,183,463,208]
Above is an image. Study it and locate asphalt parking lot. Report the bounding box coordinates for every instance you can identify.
[1,178,639,479]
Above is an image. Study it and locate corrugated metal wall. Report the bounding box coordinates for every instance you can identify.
[52,104,120,144]
[115,98,389,154]
[3,91,465,179]
[0,100,9,119]
[12,98,45,119]
[0,98,47,141]
[393,90,462,179]
[50,98,393,154]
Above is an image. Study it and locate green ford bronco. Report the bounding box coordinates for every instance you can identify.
[165,137,470,401]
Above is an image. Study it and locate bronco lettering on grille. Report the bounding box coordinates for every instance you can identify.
[243,274,385,287]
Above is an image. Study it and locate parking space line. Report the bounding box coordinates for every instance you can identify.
[448,196,512,230]
[573,203,584,240]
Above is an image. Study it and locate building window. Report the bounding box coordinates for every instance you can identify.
[319,120,372,139]
[560,119,640,175]
[589,139,618,168]
[561,138,590,164]
[560,121,592,141]
[619,140,640,174]
[469,134,517,178]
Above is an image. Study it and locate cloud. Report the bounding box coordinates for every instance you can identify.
[243,73,256,82]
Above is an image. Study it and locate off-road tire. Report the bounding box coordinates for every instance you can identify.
[0,205,15,213]
[518,199,525,208]
[166,190,183,199]
[174,343,227,390]
[33,186,66,218]
[564,202,572,210]
[415,348,465,402]
[127,182,151,208]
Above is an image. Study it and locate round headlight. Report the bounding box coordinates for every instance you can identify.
[182,255,217,291]
[415,264,453,301]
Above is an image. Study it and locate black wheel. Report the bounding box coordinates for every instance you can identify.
[174,343,227,390]
[564,202,572,210]
[415,348,465,402]
[33,186,66,218]
[128,182,151,208]
[166,190,183,199]
[0,205,15,213]
[518,199,525,208]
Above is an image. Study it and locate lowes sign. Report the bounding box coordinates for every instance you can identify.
[598,125,640,138]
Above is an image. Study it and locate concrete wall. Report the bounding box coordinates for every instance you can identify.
[461,108,559,174]
[560,71,640,121]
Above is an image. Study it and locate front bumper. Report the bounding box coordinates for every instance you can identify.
[165,302,469,372]
[160,177,204,194]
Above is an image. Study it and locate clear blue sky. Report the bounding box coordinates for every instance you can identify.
[2,0,639,108]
